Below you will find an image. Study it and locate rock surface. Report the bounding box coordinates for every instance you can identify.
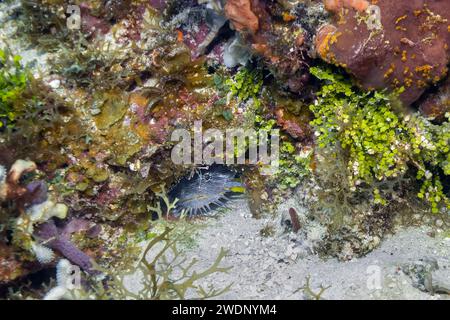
[315,0,450,105]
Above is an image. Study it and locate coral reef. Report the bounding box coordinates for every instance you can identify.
[41,226,231,300]
[0,0,449,300]
[7,161,68,252]
[225,0,317,93]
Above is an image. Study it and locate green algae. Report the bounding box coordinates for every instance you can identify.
[0,49,28,129]
[309,65,450,213]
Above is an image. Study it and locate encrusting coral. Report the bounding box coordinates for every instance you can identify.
[323,0,369,13]
[314,0,450,106]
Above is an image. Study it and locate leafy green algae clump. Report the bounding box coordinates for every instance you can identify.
[277,140,311,190]
[0,49,27,129]
[309,66,450,212]
[225,67,263,104]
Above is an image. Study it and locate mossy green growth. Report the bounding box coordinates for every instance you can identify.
[309,66,450,213]
[225,66,263,105]
[255,115,310,190]
[277,141,311,190]
[0,49,27,128]
[407,114,450,213]
[310,67,408,184]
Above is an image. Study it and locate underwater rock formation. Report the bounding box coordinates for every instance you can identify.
[402,257,450,295]
[315,0,450,105]
[419,77,450,122]
[224,0,323,93]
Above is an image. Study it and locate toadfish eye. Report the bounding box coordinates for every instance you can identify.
[203,172,212,181]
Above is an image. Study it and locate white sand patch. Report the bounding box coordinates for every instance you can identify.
[181,199,449,300]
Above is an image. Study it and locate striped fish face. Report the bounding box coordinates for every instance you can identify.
[169,166,244,217]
